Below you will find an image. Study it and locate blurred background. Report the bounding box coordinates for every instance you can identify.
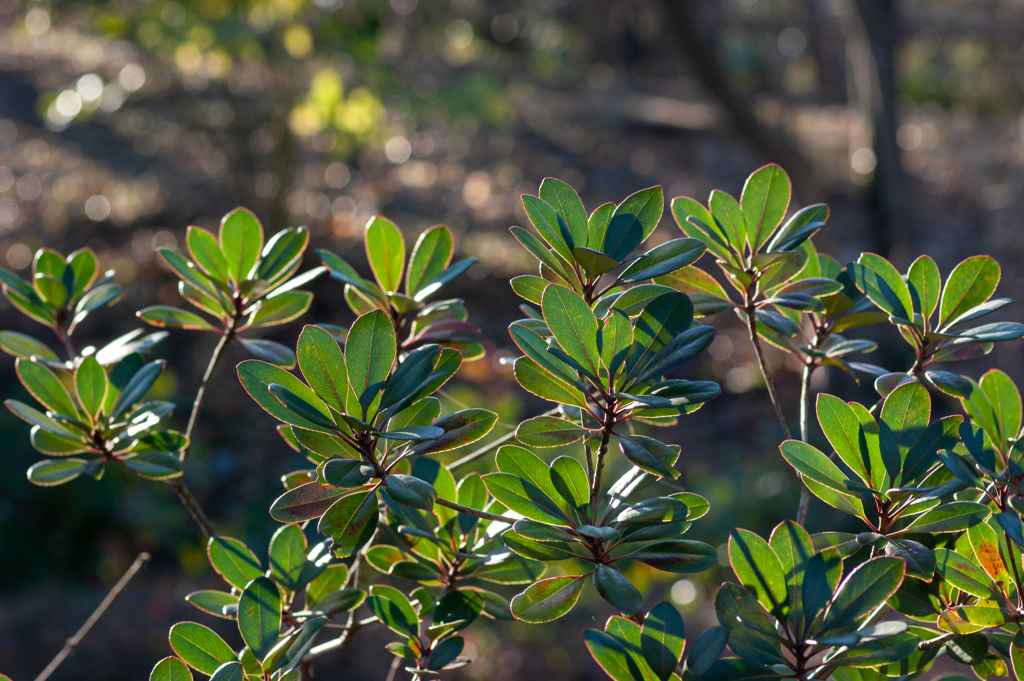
[1,0,1023,678]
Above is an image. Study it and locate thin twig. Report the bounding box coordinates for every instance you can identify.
[385,655,402,681]
[35,552,151,681]
[795,363,814,526]
[169,479,219,538]
[591,409,615,521]
[435,497,513,524]
[54,322,76,362]
[745,304,792,440]
[181,330,234,463]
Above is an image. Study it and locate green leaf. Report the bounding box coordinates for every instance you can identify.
[603,186,664,261]
[207,662,244,681]
[823,557,905,631]
[816,394,871,488]
[368,585,419,637]
[296,324,348,414]
[249,290,312,327]
[137,306,217,331]
[408,408,497,456]
[150,657,194,681]
[169,622,236,675]
[640,601,685,681]
[4,284,56,324]
[238,576,281,660]
[940,255,1001,328]
[0,331,58,361]
[879,380,930,484]
[386,473,438,510]
[34,273,67,308]
[766,204,828,253]
[599,309,633,379]
[619,435,679,479]
[511,574,586,623]
[268,383,337,431]
[593,566,643,616]
[769,520,814,622]
[122,450,184,480]
[220,208,264,283]
[513,357,588,408]
[239,360,336,432]
[346,309,396,416]
[619,238,706,284]
[574,247,620,279]
[482,473,566,525]
[185,591,237,619]
[516,415,587,447]
[511,275,552,305]
[907,255,941,321]
[779,440,864,516]
[320,460,373,488]
[269,524,308,592]
[271,482,348,522]
[305,563,350,606]
[7,399,80,439]
[318,490,379,557]
[365,215,405,293]
[708,189,746,250]
[740,164,791,251]
[884,538,935,581]
[502,530,578,561]
[379,344,441,413]
[27,458,87,486]
[75,356,107,422]
[73,283,123,323]
[406,225,454,296]
[849,256,913,321]
[933,548,995,599]
[237,339,295,368]
[624,292,693,380]
[65,248,98,300]
[208,537,263,590]
[524,194,575,263]
[584,629,643,681]
[257,227,309,283]
[981,368,1022,451]
[16,358,78,418]
[551,455,590,518]
[510,226,576,286]
[682,627,728,680]
[111,359,164,418]
[540,178,589,249]
[627,540,718,573]
[728,528,788,617]
[900,501,990,534]
[542,285,601,378]
[588,202,616,253]
[187,226,229,282]
[31,426,87,455]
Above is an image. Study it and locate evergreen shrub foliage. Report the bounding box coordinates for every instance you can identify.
[7,166,1024,680]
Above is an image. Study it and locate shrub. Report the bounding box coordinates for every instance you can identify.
[6,165,1024,681]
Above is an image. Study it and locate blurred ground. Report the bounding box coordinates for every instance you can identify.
[2,0,1024,678]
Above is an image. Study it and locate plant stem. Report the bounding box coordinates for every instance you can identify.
[591,410,615,521]
[54,322,76,361]
[385,655,401,681]
[34,552,150,681]
[745,303,792,440]
[795,363,814,526]
[435,497,512,524]
[181,329,234,463]
[169,479,219,538]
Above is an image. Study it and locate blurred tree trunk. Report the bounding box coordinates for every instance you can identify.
[852,0,910,258]
[660,0,820,203]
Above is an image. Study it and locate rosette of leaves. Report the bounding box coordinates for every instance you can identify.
[6,352,183,486]
[368,584,476,676]
[138,207,323,368]
[708,521,922,680]
[780,382,993,579]
[0,247,121,354]
[848,253,1024,395]
[509,178,707,308]
[667,164,835,344]
[317,216,484,359]
[156,531,351,680]
[481,444,716,622]
[668,243,887,383]
[940,370,1024,513]
[510,285,719,451]
[364,460,542,607]
[238,312,498,559]
[584,602,726,681]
